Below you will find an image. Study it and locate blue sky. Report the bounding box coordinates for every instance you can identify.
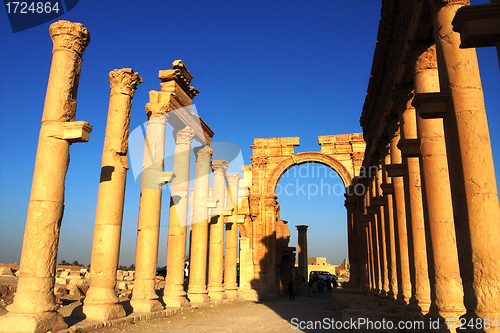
[0,0,498,267]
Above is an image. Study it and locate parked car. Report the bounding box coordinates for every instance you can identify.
[309,271,338,282]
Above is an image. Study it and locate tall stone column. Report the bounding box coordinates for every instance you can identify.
[163,126,195,308]
[386,131,412,304]
[186,145,213,303]
[207,160,229,300]
[130,106,170,313]
[224,173,241,298]
[374,167,389,297]
[83,69,141,321]
[296,225,309,285]
[0,21,91,333]
[398,96,431,314]
[412,44,466,324]
[381,151,398,301]
[431,0,500,322]
[367,178,382,294]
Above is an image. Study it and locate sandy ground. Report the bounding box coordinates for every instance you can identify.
[94,291,351,333]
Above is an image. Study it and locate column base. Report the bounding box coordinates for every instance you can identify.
[238,289,259,301]
[82,303,126,321]
[130,298,164,313]
[208,290,227,301]
[225,288,238,298]
[0,311,67,333]
[187,292,210,304]
[163,295,190,308]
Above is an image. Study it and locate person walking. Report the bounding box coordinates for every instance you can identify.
[287,281,295,300]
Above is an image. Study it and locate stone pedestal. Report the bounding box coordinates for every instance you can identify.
[207,160,228,301]
[0,20,91,333]
[131,110,169,313]
[163,126,195,308]
[412,43,466,322]
[432,1,500,322]
[83,69,142,321]
[224,173,241,298]
[187,145,213,304]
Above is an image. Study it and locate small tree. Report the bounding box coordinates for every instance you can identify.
[59,260,69,265]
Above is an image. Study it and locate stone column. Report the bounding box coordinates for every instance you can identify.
[386,131,412,304]
[130,107,170,313]
[163,126,195,308]
[398,96,431,314]
[367,178,382,294]
[0,21,91,333]
[431,0,500,322]
[374,167,389,297]
[411,44,466,324]
[207,160,229,300]
[381,151,398,301]
[83,69,141,321]
[296,225,308,284]
[187,145,213,304]
[224,173,241,298]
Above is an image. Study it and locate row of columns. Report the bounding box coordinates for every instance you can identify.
[346,1,500,330]
[0,20,246,333]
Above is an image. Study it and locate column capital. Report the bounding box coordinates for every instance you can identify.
[414,44,438,74]
[194,145,212,161]
[109,68,142,97]
[226,173,241,187]
[174,126,195,145]
[212,160,229,175]
[49,20,90,56]
[251,156,268,169]
[296,225,308,232]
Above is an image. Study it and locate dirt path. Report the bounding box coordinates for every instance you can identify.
[95,291,351,333]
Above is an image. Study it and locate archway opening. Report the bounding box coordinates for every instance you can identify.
[275,162,348,275]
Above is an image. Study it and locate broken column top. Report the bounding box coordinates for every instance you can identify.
[158,60,199,99]
[49,20,90,56]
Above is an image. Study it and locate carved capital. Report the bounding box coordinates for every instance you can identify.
[49,20,90,56]
[251,156,268,169]
[265,196,277,208]
[428,0,469,13]
[212,160,229,176]
[174,126,195,145]
[226,173,242,187]
[194,145,212,161]
[414,44,438,73]
[109,68,142,97]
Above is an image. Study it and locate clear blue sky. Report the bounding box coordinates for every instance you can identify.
[0,1,498,267]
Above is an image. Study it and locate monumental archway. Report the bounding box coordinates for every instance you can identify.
[237,134,365,299]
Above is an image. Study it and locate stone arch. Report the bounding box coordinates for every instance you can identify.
[268,152,353,194]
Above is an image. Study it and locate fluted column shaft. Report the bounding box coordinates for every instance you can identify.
[83,69,141,321]
[224,173,241,297]
[413,44,466,322]
[432,1,500,321]
[187,145,212,304]
[207,160,229,300]
[163,126,195,308]
[1,20,91,333]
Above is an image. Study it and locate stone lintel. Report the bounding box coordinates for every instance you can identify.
[412,92,450,119]
[226,215,246,224]
[169,108,214,145]
[452,4,500,48]
[397,139,421,157]
[222,208,234,217]
[251,137,300,157]
[380,183,394,195]
[371,196,387,206]
[385,164,406,177]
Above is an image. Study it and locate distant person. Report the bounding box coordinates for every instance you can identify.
[317,278,325,292]
[288,281,295,300]
[326,276,332,291]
